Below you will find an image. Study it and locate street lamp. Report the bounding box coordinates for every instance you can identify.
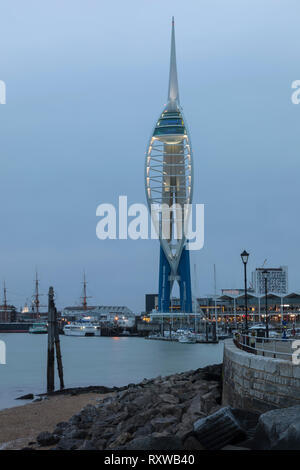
[240,250,249,333]
[262,270,269,338]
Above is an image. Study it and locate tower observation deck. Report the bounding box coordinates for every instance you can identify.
[145,18,193,313]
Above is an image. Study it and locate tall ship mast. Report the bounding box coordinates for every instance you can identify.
[3,281,7,322]
[33,271,40,319]
[80,272,91,311]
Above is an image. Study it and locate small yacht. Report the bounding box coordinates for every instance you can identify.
[63,321,97,337]
[178,332,197,344]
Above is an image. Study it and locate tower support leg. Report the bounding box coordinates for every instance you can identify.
[158,246,171,312]
[158,246,192,313]
[178,247,192,313]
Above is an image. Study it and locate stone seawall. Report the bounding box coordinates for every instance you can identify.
[222,339,300,413]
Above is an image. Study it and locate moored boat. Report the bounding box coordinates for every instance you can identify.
[0,322,34,333]
[28,322,48,334]
[178,333,197,344]
[63,322,97,337]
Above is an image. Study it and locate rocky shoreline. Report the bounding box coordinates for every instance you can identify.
[33,363,249,450]
[28,364,222,450]
[16,362,300,451]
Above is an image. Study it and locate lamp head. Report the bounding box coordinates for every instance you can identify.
[240,250,249,265]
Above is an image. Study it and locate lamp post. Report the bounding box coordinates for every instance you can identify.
[262,270,269,338]
[241,250,249,333]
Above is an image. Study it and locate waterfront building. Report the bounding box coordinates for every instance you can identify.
[215,291,300,324]
[145,18,193,313]
[221,288,255,296]
[145,292,300,325]
[145,294,158,315]
[252,266,288,295]
[62,305,135,325]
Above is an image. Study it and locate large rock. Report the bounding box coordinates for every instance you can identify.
[160,393,179,405]
[201,364,223,382]
[36,431,60,446]
[16,393,34,400]
[181,393,207,432]
[200,392,219,414]
[123,434,183,450]
[53,422,69,436]
[183,436,204,450]
[185,392,203,416]
[175,421,194,441]
[150,415,178,432]
[77,440,98,450]
[54,438,82,450]
[108,432,131,448]
[193,406,246,450]
[134,422,153,438]
[67,429,89,440]
[230,408,260,440]
[253,405,300,450]
[159,404,183,420]
[82,438,106,450]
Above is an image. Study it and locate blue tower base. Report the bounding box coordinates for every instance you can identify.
[158,246,192,313]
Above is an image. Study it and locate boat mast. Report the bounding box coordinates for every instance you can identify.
[214,264,218,339]
[3,281,7,322]
[34,271,40,319]
[81,272,90,311]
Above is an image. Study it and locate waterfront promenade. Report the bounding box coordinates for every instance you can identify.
[237,335,296,361]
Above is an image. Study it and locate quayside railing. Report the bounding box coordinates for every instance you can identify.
[234,333,299,362]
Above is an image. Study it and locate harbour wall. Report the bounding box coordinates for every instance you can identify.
[222,339,300,413]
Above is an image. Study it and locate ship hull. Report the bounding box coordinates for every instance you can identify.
[0,322,34,333]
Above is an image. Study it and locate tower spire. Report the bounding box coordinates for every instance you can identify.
[167,16,179,107]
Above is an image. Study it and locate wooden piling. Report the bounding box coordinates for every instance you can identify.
[47,286,55,392]
[54,307,64,390]
[47,287,64,392]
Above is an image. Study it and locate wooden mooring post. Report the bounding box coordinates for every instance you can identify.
[47,286,64,392]
[54,306,64,390]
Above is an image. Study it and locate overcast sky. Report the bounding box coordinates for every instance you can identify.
[0,0,299,311]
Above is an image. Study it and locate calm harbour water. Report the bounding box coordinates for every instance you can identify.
[0,333,224,410]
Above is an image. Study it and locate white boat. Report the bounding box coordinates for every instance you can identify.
[63,322,97,337]
[178,333,197,344]
[121,329,130,336]
[147,333,161,339]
